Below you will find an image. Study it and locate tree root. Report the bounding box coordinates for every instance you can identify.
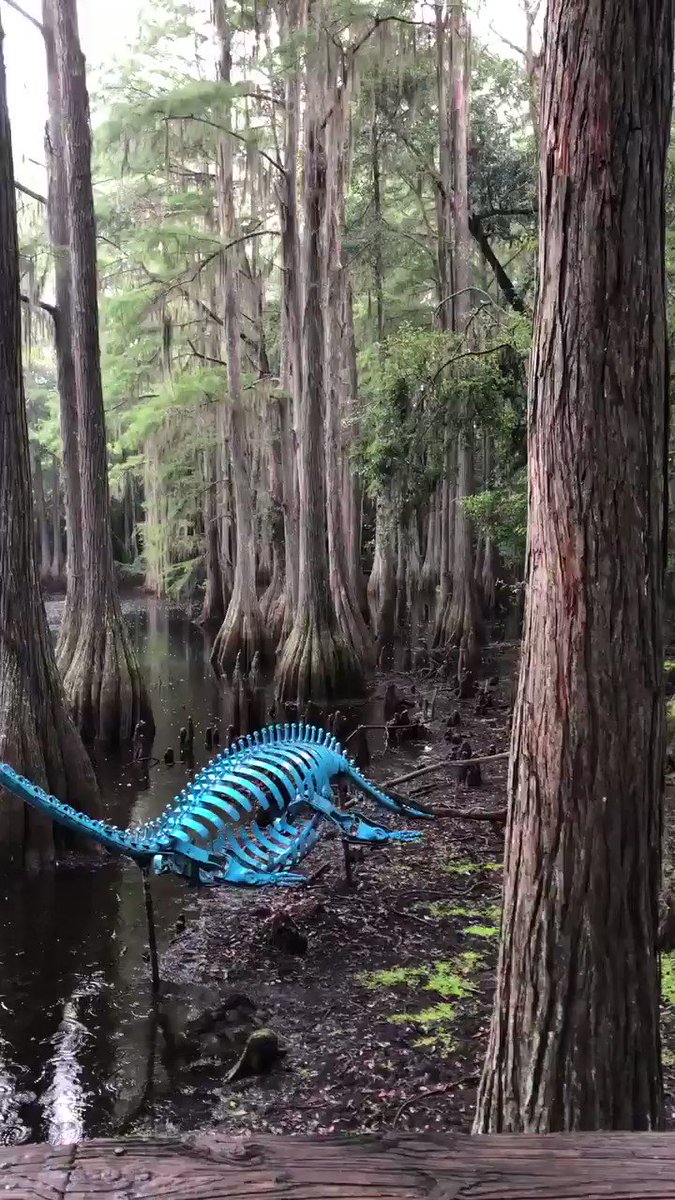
[211,589,273,679]
[275,612,365,707]
[438,577,483,648]
[0,645,100,870]
[61,601,154,746]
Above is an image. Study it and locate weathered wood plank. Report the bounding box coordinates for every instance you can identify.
[2,1131,675,1198]
[0,1143,73,1200]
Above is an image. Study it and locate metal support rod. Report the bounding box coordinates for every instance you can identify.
[342,839,354,888]
[140,867,160,995]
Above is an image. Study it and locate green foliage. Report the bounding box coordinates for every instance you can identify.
[17,0,539,602]
[464,471,528,567]
[357,321,526,504]
[364,951,484,1053]
[443,859,502,876]
[663,954,675,1006]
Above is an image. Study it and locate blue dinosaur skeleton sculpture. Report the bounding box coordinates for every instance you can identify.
[0,724,432,888]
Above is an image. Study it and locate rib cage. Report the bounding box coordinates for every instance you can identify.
[0,723,432,887]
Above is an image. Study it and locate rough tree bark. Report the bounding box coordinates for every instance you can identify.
[211,2,271,677]
[199,442,225,626]
[343,283,369,619]
[420,487,439,595]
[260,396,287,647]
[273,0,304,641]
[441,6,481,649]
[275,13,364,705]
[481,437,500,616]
[324,59,374,664]
[49,459,64,583]
[52,0,153,744]
[433,443,457,645]
[0,15,100,870]
[41,0,83,668]
[474,0,673,1133]
[31,446,52,581]
[370,492,396,668]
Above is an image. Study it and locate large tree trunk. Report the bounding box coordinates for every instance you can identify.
[260,396,287,647]
[474,0,673,1133]
[420,487,439,596]
[371,492,396,668]
[210,3,270,677]
[52,0,152,744]
[441,7,481,649]
[274,0,303,641]
[49,459,65,584]
[324,66,373,665]
[32,447,52,582]
[433,442,457,644]
[41,0,83,667]
[199,443,225,626]
[0,16,100,870]
[342,283,368,619]
[275,21,364,707]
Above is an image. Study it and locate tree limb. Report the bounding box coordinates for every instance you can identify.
[16,180,47,205]
[20,293,56,319]
[2,0,43,32]
[468,214,527,313]
[429,344,514,388]
[165,114,284,177]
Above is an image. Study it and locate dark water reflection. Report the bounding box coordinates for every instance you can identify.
[0,595,424,1145]
[0,597,243,1145]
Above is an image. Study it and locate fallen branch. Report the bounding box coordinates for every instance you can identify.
[384,760,447,787]
[390,907,432,926]
[392,1074,479,1127]
[306,861,330,885]
[384,751,508,789]
[427,805,507,824]
[345,724,389,744]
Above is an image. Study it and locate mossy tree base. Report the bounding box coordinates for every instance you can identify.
[436,577,483,650]
[275,612,365,708]
[0,645,100,872]
[211,590,273,680]
[61,601,154,746]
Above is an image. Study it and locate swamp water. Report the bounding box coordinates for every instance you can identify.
[0,596,431,1144]
[0,598,287,1143]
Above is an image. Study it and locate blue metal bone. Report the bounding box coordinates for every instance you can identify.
[0,723,432,887]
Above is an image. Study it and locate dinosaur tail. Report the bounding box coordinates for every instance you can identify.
[343,762,434,820]
[0,762,153,863]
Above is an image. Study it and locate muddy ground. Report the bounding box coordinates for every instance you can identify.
[144,644,675,1136]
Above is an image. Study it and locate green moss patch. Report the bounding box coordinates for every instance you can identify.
[360,965,422,989]
[362,951,484,1056]
[391,1001,457,1028]
[419,901,501,923]
[443,859,502,876]
[464,924,499,939]
[361,951,482,998]
[662,954,675,1006]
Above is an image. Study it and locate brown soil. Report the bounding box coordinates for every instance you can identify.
[146,645,675,1136]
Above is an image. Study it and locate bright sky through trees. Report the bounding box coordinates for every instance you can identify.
[2,0,536,182]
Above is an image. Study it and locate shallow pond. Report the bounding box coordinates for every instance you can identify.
[0,597,253,1145]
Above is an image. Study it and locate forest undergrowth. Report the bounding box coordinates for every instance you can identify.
[148,646,675,1136]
